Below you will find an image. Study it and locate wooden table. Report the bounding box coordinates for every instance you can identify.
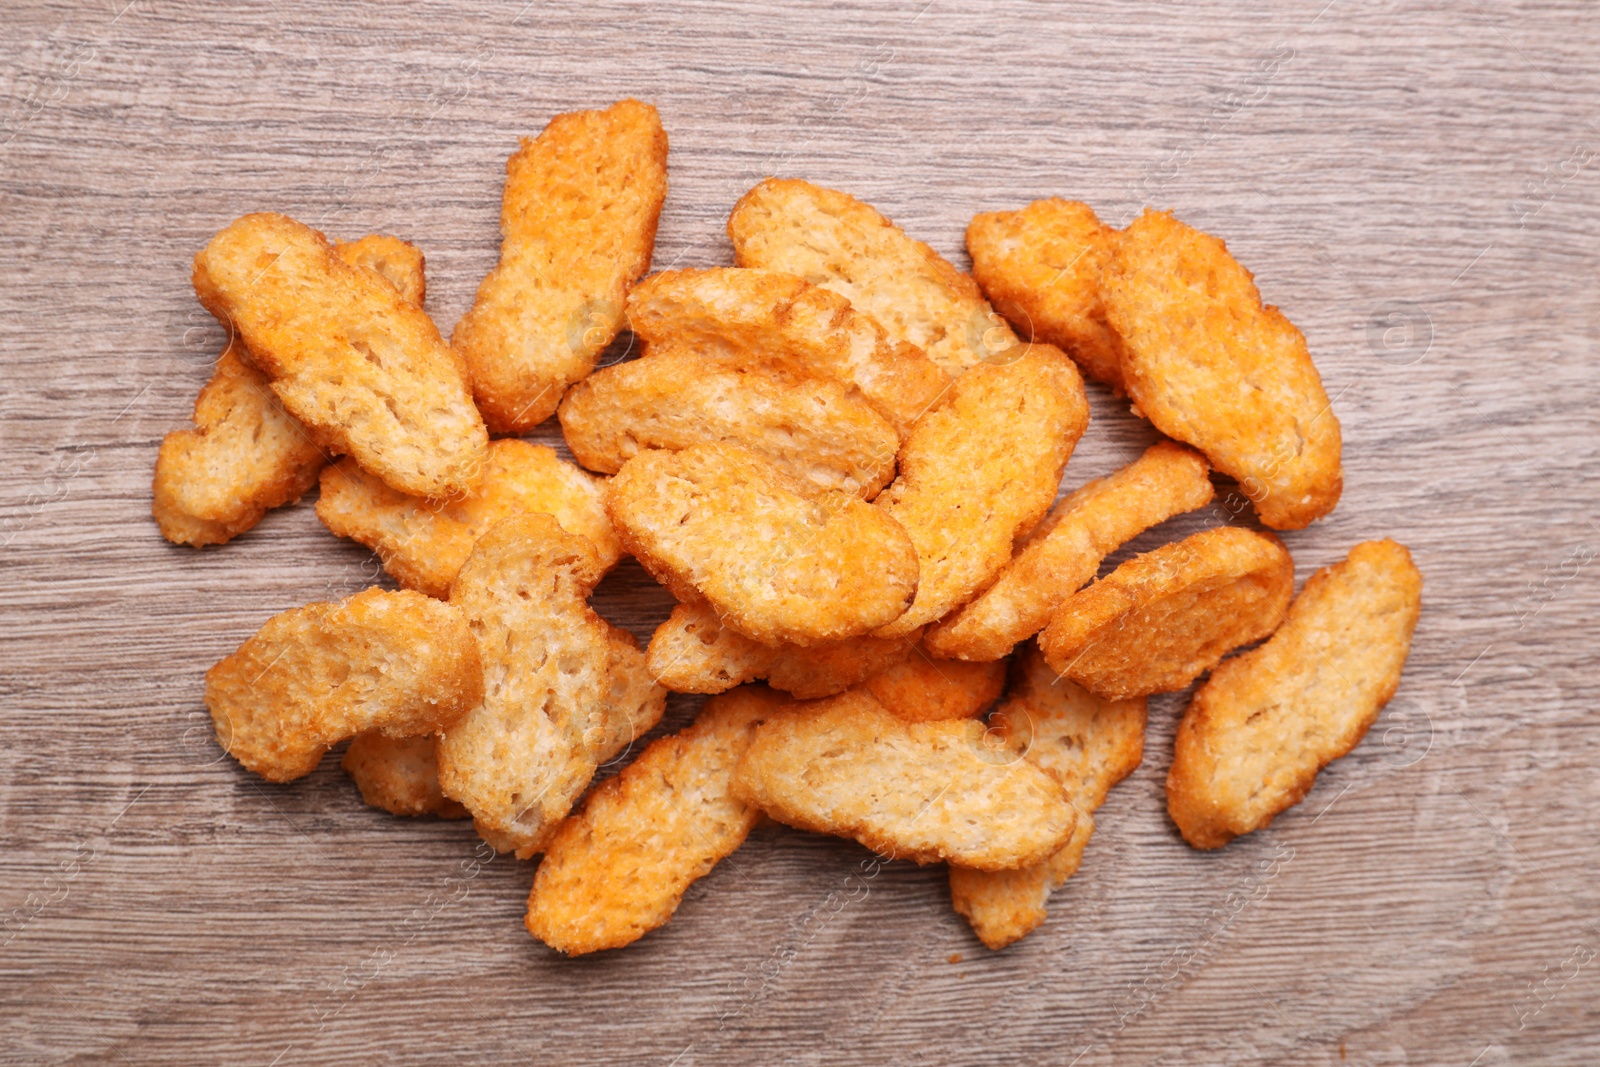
[3,1,1597,1063]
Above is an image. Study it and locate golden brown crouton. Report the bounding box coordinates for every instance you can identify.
[728,179,1018,376]
[607,443,919,646]
[860,645,1006,723]
[558,344,899,498]
[342,733,469,819]
[1103,209,1342,530]
[336,234,426,307]
[874,343,1089,638]
[591,621,669,765]
[526,686,788,954]
[624,268,949,437]
[204,588,482,782]
[1168,540,1423,849]
[967,198,1126,390]
[926,441,1214,661]
[949,644,1145,949]
[453,100,668,433]
[192,213,486,499]
[731,690,1077,870]
[1039,527,1294,700]
[316,438,620,600]
[435,515,613,858]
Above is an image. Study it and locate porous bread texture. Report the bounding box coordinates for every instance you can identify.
[316,438,620,600]
[607,442,920,647]
[453,99,668,433]
[967,198,1126,390]
[1103,209,1342,530]
[204,587,482,782]
[949,644,1145,949]
[192,212,486,499]
[1039,526,1294,700]
[860,645,1006,723]
[728,179,1018,376]
[154,236,428,547]
[926,441,1214,661]
[342,733,469,819]
[731,689,1077,870]
[435,514,613,858]
[1168,539,1422,849]
[558,343,898,499]
[624,267,949,437]
[873,343,1089,638]
[526,686,788,955]
[644,601,920,700]
[591,621,669,766]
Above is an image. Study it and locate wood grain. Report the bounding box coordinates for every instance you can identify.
[2,1,1599,1063]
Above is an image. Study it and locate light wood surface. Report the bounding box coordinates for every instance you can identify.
[2,1,1598,1063]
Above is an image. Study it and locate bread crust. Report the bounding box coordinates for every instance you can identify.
[967,198,1126,390]
[558,343,899,499]
[731,690,1077,870]
[203,588,483,782]
[342,733,469,819]
[316,438,620,599]
[1102,209,1342,530]
[926,441,1214,661]
[873,343,1089,637]
[607,443,920,646]
[1039,527,1295,700]
[192,213,485,499]
[336,234,426,307]
[526,686,788,954]
[453,99,668,433]
[624,267,949,437]
[728,179,1018,376]
[860,645,1005,723]
[1167,539,1422,848]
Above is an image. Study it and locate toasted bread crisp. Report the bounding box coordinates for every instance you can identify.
[861,646,1006,723]
[607,443,919,646]
[728,179,1018,376]
[153,236,427,547]
[731,690,1076,870]
[1103,209,1342,530]
[967,198,1126,391]
[874,344,1088,638]
[436,515,613,858]
[526,686,788,955]
[204,588,482,782]
[453,100,668,433]
[342,733,469,819]
[645,601,920,699]
[316,438,620,599]
[592,622,669,765]
[949,644,1145,949]
[1039,527,1294,700]
[192,213,486,499]
[558,344,898,499]
[927,441,1214,661]
[624,268,949,437]
[1168,539,1423,849]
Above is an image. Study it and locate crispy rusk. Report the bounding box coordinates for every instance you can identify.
[436,515,613,858]
[453,99,668,433]
[644,601,920,699]
[316,438,620,600]
[558,344,898,499]
[204,588,482,783]
[624,268,949,436]
[526,686,788,954]
[874,343,1088,638]
[927,441,1214,661]
[592,622,669,765]
[607,443,919,646]
[1168,540,1422,849]
[1103,209,1342,530]
[732,690,1076,870]
[153,236,428,547]
[342,733,469,819]
[861,645,1006,723]
[967,198,1126,391]
[949,644,1145,949]
[1039,527,1294,700]
[728,179,1018,376]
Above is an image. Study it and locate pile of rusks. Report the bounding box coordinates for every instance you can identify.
[155,99,1423,953]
